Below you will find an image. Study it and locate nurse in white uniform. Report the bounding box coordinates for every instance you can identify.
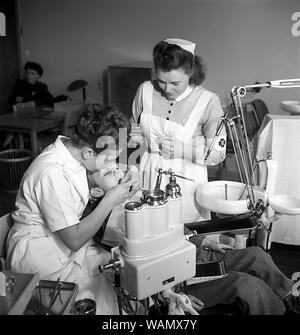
[130,38,227,223]
[6,104,140,314]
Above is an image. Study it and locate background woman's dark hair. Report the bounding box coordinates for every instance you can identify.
[75,103,131,153]
[153,41,206,86]
[24,61,44,76]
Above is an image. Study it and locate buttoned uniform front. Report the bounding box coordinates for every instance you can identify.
[132,81,226,223]
[6,136,119,314]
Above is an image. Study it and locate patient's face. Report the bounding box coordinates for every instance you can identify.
[89,168,125,193]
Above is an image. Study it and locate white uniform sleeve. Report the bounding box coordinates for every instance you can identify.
[131,83,144,124]
[184,95,226,166]
[202,95,227,166]
[35,167,81,232]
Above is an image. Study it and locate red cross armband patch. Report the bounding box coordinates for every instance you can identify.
[215,134,227,151]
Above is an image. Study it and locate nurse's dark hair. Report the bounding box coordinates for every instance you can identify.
[74,103,131,153]
[153,41,206,86]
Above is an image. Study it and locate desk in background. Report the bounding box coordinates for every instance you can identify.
[256,114,300,245]
[0,111,65,157]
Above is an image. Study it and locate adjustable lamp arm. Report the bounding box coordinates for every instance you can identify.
[232,78,300,97]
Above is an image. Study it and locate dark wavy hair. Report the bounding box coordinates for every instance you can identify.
[75,103,131,153]
[153,41,206,86]
[24,61,44,76]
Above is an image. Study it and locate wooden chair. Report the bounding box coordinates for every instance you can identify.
[6,102,36,150]
[0,213,13,259]
[53,101,85,137]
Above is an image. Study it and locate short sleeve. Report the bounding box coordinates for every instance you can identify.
[200,94,227,165]
[35,167,81,232]
[131,83,144,123]
[202,94,225,139]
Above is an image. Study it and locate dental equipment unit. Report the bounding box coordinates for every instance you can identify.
[99,169,256,315]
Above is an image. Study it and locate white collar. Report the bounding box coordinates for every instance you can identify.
[54,135,83,170]
[174,85,193,102]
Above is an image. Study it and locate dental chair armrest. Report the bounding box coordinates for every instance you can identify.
[185,212,256,236]
[186,260,228,286]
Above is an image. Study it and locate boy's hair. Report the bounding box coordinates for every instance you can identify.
[74,103,131,153]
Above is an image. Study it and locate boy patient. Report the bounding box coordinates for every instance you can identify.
[87,165,142,245]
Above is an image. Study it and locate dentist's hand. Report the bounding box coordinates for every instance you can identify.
[121,165,140,196]
[103,180,134,207]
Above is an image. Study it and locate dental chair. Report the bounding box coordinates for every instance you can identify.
[219,98,269,180]
[183,211,258,315]
[97,210,258,315]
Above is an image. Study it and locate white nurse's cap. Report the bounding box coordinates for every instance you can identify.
[164,38,196,55]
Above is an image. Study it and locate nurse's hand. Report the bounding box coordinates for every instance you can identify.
[122,165,140,196]
[129,123,144,145]
[155,136,183,159]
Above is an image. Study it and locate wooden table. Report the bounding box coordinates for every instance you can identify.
[0,111,65,157]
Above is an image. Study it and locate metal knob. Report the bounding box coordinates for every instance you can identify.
[99,259,122,273]
[165,173,182,198]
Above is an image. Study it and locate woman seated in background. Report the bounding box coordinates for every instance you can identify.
[6,103,140,314]
[9,61,53,108]
[3,61,54,148]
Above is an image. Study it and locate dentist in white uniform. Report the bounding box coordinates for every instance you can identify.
[6,104,139,314]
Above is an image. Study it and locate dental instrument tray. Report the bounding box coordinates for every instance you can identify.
[24,280,78,315]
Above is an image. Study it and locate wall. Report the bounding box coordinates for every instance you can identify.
[17,0,300,113]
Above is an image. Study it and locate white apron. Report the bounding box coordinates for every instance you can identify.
[139,82,213,223]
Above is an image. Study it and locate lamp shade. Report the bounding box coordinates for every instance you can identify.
[67,79,88,102]
[67,79,88,92]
